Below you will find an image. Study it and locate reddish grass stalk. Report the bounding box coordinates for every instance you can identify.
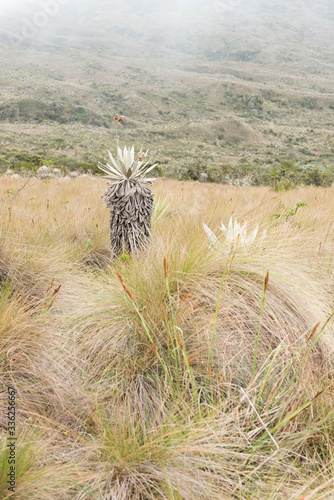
[115,269,134,301]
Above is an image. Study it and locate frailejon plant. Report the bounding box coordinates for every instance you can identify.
[203,217,266,249]
[98,144,158,256]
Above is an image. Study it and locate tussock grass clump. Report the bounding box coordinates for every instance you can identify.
[1,175,334,498]
[0,426,82,500]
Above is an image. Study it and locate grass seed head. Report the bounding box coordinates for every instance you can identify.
[115,269,134,300]
[163,255,169,278]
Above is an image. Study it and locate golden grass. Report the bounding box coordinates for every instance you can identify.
[1,174,334,499]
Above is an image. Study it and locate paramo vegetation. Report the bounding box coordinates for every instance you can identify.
[1,150,334,190]
[1,172,334,498]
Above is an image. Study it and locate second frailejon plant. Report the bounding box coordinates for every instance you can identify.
[98,144,158,256]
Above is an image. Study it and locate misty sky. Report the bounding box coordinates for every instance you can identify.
[0,0,333,52]
[0,0,332,22]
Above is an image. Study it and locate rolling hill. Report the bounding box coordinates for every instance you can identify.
[0,0,333,182]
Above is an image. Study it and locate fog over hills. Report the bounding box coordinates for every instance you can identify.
[0,0,333,180]
[2,0,333,66]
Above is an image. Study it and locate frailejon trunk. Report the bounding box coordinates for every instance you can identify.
[103,180,154,256]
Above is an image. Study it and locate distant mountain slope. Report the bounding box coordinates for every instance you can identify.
[1,0,333,69]
[0,0,333,177]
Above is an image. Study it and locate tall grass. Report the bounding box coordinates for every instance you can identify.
[0,174,334,498]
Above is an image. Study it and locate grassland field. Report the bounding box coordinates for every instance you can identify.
[1,173,334,498]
